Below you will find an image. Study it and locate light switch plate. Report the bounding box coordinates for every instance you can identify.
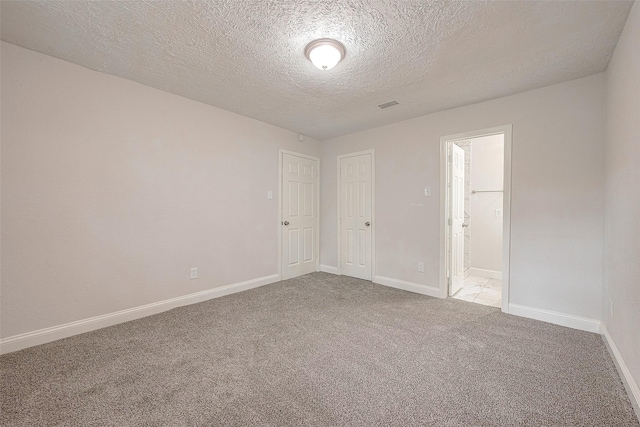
[190,267,198,280]
[424,187,431,197]
[267,190,273,200]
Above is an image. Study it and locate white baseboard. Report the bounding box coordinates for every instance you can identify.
[0,274,281,355]
[373,275,441,298]
[468,268,502,280]
[601,326,640,420]
[320,265,338,275]
[508,303,600,333]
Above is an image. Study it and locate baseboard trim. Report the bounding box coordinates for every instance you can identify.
[468,268,502,280]
[601,326,640,420]
[373,275,441,298]
[0,274,281,355]
[320,265,338,275]
[508,303,600,333]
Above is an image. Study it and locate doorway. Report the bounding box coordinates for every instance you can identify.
[440,126,512,312]
[337,150,375,280]
[279,150,320,280]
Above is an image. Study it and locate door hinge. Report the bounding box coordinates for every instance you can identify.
[448,218,452,226]
[448,154,452,162]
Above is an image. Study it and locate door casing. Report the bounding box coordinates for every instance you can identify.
[278,149,320,280]
[439,125,512,313]
[337,149,376,279]
[449,143,466,296]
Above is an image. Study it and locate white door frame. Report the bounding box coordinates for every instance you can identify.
[439,125,512,313]
[336,149,376,279]
[278,149,320,279]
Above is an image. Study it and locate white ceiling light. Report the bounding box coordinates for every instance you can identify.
[305,39,346,71]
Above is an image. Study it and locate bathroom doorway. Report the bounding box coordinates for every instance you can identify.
[440,125,512,312]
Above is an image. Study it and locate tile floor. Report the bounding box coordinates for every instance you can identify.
[451,271,502,307]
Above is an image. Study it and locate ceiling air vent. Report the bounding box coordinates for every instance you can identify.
[378,100,399,109]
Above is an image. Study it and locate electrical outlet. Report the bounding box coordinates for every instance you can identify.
[190,267,198,280]
[610,300,614,319]
[495,209,503,218]
[418,262,425,273]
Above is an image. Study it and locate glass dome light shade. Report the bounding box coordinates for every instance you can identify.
[305,39,345,71]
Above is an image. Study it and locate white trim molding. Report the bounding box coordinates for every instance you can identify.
[508,303,600,333]
[320,265,339,275]
[601,326,640,420]
[468,268,502,280]
[373,275,440,298]
[0,274,281,355]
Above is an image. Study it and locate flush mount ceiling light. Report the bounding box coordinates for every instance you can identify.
[305,38,346,70]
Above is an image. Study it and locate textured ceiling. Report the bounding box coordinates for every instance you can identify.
[0,1,634,140]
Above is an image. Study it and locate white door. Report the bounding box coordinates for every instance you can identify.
[281,152,318,280]
[339,153,373,280]
[449,144,465,295]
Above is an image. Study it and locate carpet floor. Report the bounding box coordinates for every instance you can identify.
[1,272,638,426]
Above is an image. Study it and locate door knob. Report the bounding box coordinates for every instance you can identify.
[365,222,371,227]
[283,221,290,226]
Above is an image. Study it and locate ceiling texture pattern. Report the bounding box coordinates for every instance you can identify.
[0,0,634,140]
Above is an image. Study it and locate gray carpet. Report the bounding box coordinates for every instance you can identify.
[1,272,638,426]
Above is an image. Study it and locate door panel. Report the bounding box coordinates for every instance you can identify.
[288,229,299,265]
[449,144,465,295]
[303,227,313,261]
[340,153,372,280]
[282,153,318,279]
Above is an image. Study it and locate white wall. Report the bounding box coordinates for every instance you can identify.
[469,134,504,274]
[321,73,606,321]
[603,0,640,407]
[0,42,320,339]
